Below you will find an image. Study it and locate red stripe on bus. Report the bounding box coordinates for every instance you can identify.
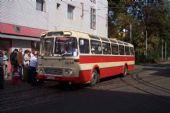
[79,55,135,63]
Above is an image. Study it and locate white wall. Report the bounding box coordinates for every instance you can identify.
[0,0,108,37]
[0,0,48,29]
[96,0,108,38]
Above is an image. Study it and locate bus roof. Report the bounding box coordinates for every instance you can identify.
[42,30,134,47]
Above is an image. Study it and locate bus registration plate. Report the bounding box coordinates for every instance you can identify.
[46,76,55,80]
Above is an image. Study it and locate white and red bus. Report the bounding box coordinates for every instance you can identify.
[37,31,135,86]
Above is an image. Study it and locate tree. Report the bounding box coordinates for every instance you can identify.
[108,0,170,63]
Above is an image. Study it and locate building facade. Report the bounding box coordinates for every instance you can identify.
[0,0,108,52]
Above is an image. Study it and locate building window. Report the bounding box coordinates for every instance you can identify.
[90,8,96,29]
[68,5,75,20]
[36,0,45,11]
[56,3,60,9]
[90,0,96,4]
[14,26,21,33]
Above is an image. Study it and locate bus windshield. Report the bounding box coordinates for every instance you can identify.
[41,38,54,56]
[54,37,77,56]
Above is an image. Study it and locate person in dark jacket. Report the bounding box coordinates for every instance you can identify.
[0,50,4,89]
[10,49,18,77]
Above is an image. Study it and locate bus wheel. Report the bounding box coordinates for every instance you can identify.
[89,70,99,86]
[122,65,128,77]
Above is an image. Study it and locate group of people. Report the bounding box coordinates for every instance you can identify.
[0,48,39,89]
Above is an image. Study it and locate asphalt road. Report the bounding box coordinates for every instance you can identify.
[0,62,170,113]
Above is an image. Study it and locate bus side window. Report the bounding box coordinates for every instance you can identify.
[79,38,89,54]
[119,45,125,55]
[91,40,102,54]
[111,44,119,55]
[130,47,134,55]
[102,42,111,55]
[125,46,130,55]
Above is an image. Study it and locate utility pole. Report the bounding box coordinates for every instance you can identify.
[145,30,148,59]
[129,24,132,43]
[165,41,167,60]
[162,39,164,61]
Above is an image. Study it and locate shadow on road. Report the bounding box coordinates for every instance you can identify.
[43,74,123,91]
[1,85,170,113]
[141,63,170,78]
[1,63,170,113]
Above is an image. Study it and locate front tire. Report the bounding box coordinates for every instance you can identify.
[89,70,99,86]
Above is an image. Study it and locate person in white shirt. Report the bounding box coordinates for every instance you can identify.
[23,50,31,82]
[29,51,38,86]
[3,50,8,79]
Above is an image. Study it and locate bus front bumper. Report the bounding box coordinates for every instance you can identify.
[36,72,91,84]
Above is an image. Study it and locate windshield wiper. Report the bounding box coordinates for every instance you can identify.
[61,52,72,57]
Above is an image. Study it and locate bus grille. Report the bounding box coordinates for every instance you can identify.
[44,68,63,75]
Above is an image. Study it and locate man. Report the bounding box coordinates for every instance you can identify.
[29,51,38,86]
[0,50,4,89]
[17,48,23,80]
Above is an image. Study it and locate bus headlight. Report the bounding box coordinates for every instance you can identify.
[38,68,44,74]
[64,69,73,75]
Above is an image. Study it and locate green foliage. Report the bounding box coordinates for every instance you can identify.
[108,0,170,63]
[147,51,160,63]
